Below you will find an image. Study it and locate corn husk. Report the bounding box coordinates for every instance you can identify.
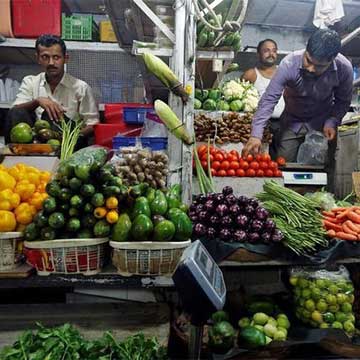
[154,100,193,145]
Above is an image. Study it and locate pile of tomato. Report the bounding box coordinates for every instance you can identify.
[196,145,285,177]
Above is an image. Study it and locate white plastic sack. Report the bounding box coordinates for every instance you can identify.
[297,130,328,165]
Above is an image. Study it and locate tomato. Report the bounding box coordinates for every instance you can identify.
[274,170,283,177]
[197,145,207,155]
[227,154,237,162]
[211,161,221,170]
[220,161,230,170]
[246,168,256,177]
[250,161,260,170]
[256,169,264,177]
[217,169,227,177]
[265,169,274,177]
[230,161,240,170]
[211,168,217,176]
[214,153,224,162]
[269,161,278,170]
[240,160,249,170]
[201,153,213,162]
[227,169,236,177]
[246,154,254,162]
[230,150,239,159]
[201,160,208,169]
[261,153,271,162]
[259,161,268,169]
[210,147,217,155]
[276,156,286,166]
[236,169,245,177]
[255,154,262,162]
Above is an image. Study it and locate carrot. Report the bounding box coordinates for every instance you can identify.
[331,207,350,212]
[347,211,360,224]
[323,220,343,232]
[322,211,336,218]
[323,216,342,224]
[335,232,358,241]
[336,210,351,220]
[326,229,336,238]
[342,223,358,236]
[344,220,360,233]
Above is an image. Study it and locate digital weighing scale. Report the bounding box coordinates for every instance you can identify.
[173,240,226,359]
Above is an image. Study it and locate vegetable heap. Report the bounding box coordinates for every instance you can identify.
[256,180,328,255]
[194,80,259,113]
[190,186,283,244]
[0,163,50,232]
[195,112,272,145]
[196,146,284,178]
[0,323,166,360]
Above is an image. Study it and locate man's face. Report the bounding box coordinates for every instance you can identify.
[302,51,332,78]
[258,41,278,67]
[36,44,67,78]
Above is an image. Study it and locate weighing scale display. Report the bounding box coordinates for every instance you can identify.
[293,173,313,180]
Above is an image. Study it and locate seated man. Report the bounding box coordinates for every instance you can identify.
[6,34,99,143]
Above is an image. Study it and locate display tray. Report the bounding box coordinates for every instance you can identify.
[6,143,60,156]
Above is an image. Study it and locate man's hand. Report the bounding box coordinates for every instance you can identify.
[242,137,262,157]
[37,97,64,122]
[323,126,336,141]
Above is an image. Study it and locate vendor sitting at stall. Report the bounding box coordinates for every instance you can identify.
[242,29,353,163]
[5,34,99,143]
[241,38,285,158]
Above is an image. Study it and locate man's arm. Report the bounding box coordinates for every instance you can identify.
[79,84,99,137]
[241,68,257,83]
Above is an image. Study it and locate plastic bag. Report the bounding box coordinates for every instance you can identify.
[304,190,337,211]
[141,111,168,137]
[289,266,355,335]
[297,131,328,165]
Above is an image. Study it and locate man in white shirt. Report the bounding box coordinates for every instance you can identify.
[6,34,99,142]
[241,39,285,157]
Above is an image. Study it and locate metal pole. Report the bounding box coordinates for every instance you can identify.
[189,325,203,360]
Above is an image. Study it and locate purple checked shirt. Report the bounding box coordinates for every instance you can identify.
[251,50,353,139]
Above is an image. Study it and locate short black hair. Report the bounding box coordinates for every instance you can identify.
[257,39,278,53]
[35,34,66,56]
[306,29,341,62]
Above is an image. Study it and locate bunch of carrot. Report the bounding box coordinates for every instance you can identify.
[322,206,360,241]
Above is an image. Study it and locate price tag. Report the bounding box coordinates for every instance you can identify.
[212,59,223,72]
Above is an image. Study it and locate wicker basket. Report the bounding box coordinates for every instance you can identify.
[0,232,22,271]
[110,240,191,277]
[24,238,108,276]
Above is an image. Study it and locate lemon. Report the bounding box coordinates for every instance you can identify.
[332,321,343,329]
[302,289,312,299]
[315,279,326,289]
[337,293,347,304]
[347,294,355,304]
[311,311,323,323]
[335,312,347,323]
[343,320,355,334]
[328,304,340,313]
[305,299,316,312]
[316,300,328,313]
[302,309,311,319]
[289,276,298,286]
[320,323,329,329]
[341,302,352,314]
[328,284,339,295]
[311,288,322,301]
[298,278,309,288]
[325,294,337,306]
[347,314,356,323]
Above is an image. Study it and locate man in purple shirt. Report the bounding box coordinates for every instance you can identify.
[242,29,353,162]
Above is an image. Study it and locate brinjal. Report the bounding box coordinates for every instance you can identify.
[189,214,199,222]
[229,204,241,216]
[235,214,249,228]
[205,199,215,212]
[198,211,208,222]
[193,223,207,237]
[225,194,237,206]
[195,204,205,214]
[210,214,220,224]
[272,229,284,242]
[197,194,207,204]
[219,228,232,241]
[207,227,217,239]
[261,232,272,243]
[263,219,276,232]
[248,198,259,208]
[222,186,233,196]
[238,195,249,206]
[216,204,228,217]
[234,229,247,242]
[189,204,198,213]
[255,206,269,220]
[221,215,233,226]
[214,193,225,204]
[248,232,260,243]
[244,205,255,215]
[251,219,263,232]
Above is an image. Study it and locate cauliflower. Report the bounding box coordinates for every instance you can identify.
[243,94,259,112]
[222,80,245,101]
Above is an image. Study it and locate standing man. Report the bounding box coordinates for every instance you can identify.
[5,34,99,142]
[242,29,353,164]
[241,39,285,157]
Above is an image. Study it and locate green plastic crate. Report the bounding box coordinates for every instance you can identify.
[62,14,99,41]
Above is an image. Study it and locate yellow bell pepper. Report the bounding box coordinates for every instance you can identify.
[0,171,16,191]
[37,181,47,193]
[14,180,36,201]
[94,207,107,219]
[106,196,118,209]
[29,191,45,210]
[7,166,22,182]
[0,189,20,211]
[14,203,35,225]
[40,171,51,183]
[0,210,17,231]
[27,171,40,186]
[106,210,119,224]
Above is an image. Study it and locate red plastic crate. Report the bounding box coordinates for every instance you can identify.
[104,103,153,124]
[12,0,61,38]
[94,123,142,148]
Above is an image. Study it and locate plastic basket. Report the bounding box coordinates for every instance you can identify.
[110,240,191,276]
[0,232,22,271]
[62,14,99,41]
[24,238,108,276]
[100,20,117,42]
[112,136,168,151]
[123,107,154,125]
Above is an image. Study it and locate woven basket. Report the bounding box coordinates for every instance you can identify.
[24,238,108,276]
[110,240,191,276]
[0,232,22,271]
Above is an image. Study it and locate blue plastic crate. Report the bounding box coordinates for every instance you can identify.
[112,137,168,151]
[123,107,154,125]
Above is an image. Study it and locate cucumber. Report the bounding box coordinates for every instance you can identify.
[153,220,175,242]
[167,209,192,241]
[112,213,132,242]
[131,197,151,220]
[130,214,153,241]
[150,190,168,216]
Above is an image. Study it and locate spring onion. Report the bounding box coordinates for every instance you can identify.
[59,115,84,161]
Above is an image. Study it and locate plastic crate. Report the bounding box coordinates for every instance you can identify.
[124,107,154,125]
[12,0,61,38]
[104,103,153,124]
[94,123,142,148]
[62,14,99,41]
[113,136,168,151]
[100,20,117,42]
